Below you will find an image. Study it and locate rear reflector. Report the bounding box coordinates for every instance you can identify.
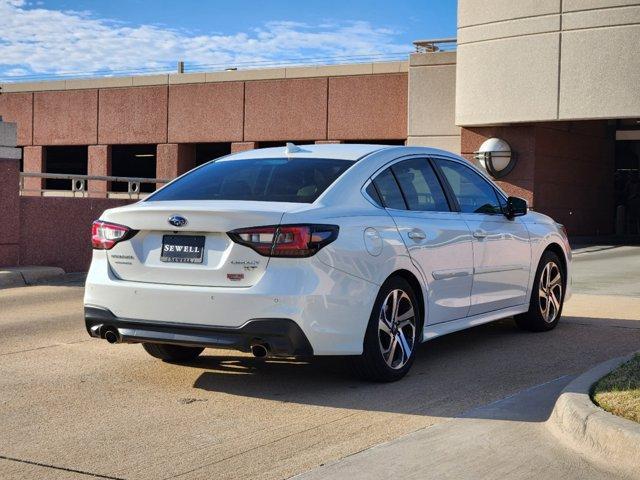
[91,220,134,250]
[228,224,338,257]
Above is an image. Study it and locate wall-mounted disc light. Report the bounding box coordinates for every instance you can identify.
[473,138,515,178]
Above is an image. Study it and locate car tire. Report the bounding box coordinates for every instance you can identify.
[515,251,565,332]
[142,343,204,362]
[351,277,420,382]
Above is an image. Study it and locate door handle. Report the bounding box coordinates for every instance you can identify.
[473,230,488,239]
[408,230,427,241]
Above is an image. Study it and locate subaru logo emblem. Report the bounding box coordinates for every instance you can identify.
[168,215,188,227]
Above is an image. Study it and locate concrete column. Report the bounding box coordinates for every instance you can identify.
[0,121,22,267]
[87,145,111,198]
[315,140,342,144]
[156,143,195,189]
[22,146,45,195]
[231,142,257,153]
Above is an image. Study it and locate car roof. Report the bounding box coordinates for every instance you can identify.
[224,143,456,161]
[223,143,389,161]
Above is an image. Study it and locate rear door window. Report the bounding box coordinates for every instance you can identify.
[371,168,406,210]
[391,158,449,212]
[148,158,353,203]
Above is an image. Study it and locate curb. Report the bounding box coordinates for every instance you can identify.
[548,354,640,477]
[0,266,65,289]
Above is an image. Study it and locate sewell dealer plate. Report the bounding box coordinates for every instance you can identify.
[160,235,205,264]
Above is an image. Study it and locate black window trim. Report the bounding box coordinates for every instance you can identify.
[430,155,508,216]
[388,167,410,210]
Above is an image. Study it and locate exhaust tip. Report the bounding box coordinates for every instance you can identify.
[103,328,120,344]
[250,343,269,358]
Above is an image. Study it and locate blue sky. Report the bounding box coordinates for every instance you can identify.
[0,0,457,80]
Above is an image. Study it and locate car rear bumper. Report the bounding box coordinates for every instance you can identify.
[83,251,379,355]
[85,306,314,356]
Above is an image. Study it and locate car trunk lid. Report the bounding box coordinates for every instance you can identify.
[101,200,303,287]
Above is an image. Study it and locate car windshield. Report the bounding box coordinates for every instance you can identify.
[147,157,354,203]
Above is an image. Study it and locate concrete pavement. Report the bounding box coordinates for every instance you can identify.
[294,376,626,480]
[1,283,639,479]
[294,246,640,480]
[572,245,640,296]
[1,245,639,479]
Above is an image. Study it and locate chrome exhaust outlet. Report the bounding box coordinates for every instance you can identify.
[250,343,269,358]
[103,327,121,344]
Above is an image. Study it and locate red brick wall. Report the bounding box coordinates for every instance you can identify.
[0,93,33,146]
[328,74,407,140]
[98,86,168,144]
[534,122,615,235]
[461,121,615,235]
[33,90,98,145]
[0,158,21,266]
[168,82,244,143]
[19,197,132,272]
[244,78,328,141]
[461,125,536,205]
[2,73,409,148]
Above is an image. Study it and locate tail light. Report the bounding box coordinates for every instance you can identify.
[228,224,338,257]
[91,220,134,250]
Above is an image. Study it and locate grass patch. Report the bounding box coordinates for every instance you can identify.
[592,354,640,424]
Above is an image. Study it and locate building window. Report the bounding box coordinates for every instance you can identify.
[256,141,315,149]
[44,146,88,190]
[342,139,406,145]
[110,144,156,193]
[195,143,231,167]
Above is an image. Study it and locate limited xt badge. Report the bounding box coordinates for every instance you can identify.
[231,260,260,271]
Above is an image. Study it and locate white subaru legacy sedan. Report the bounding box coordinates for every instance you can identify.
[84,144,571,381]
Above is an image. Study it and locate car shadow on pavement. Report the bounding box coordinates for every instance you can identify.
[188,316,640,423]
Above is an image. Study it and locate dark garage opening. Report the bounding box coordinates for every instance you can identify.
[256,141,316,149]
[343,139,406,145]
[195,143,231,167]
[44,146,88,190]
[111,144,157,193]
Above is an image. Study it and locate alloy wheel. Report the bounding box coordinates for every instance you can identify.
[378,289,416,370]
[538,261,563,323]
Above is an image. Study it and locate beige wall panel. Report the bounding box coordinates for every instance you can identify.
[408,65,459,137]
[559,24,640,119]
[563,5,640,30]
[458,14,560,44]
[409,52,456,67]
[458,0,560,27]
[132,75,169,86]
[0,81,65,93]
[406,135,461,153]
[65,77,133,89]
[564,0,640,12]
[456,33,560,125]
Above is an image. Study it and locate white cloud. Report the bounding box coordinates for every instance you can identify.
[0,0,407,79]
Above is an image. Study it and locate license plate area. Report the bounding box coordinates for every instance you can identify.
[160,235,205,264]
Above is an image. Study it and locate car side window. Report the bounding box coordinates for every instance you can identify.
[391,158,449,212]
[371,168,406,210]
[436,159,503,214]
[365,182,383,206]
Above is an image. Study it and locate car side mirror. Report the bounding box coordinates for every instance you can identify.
[504,196,527,218]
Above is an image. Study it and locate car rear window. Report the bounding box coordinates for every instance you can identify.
[148,158,354,203]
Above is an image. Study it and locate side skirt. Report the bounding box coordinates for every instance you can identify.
[421,304,529,342]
